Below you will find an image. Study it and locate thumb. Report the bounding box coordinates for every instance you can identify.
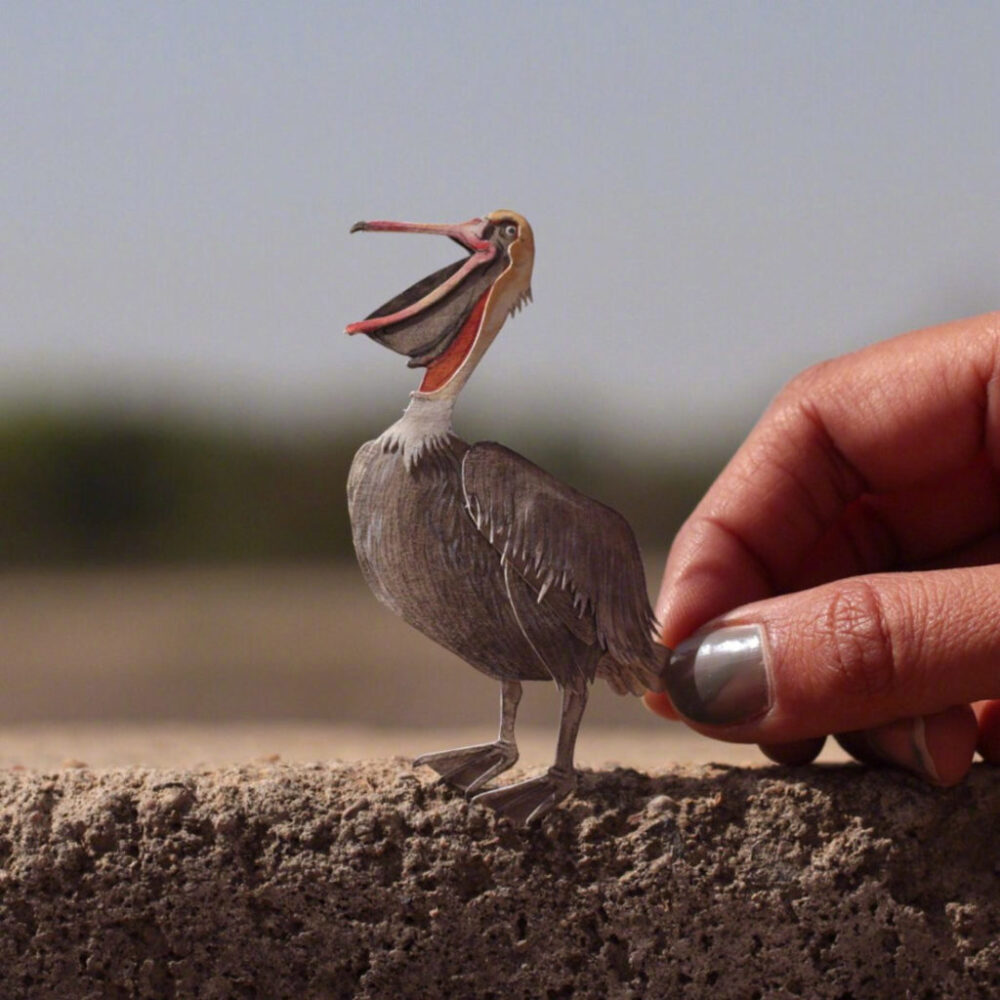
[653,566,1000,744]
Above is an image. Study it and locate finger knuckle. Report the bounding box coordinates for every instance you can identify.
[821,579,901,701]
[778,359,837,405]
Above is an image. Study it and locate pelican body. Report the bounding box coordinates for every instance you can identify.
[346,211,666,824]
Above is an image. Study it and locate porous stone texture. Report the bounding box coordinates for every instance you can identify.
[0,760,997,999]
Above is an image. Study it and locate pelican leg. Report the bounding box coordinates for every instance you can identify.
[413,680,521,793]
[472,684,588,825]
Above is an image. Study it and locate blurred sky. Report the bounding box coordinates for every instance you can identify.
[4,1,998,455]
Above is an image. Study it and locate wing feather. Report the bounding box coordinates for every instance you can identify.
[462,442,663,691]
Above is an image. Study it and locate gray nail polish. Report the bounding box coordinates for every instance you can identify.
[836,719,942,784]
[666,624,771,725]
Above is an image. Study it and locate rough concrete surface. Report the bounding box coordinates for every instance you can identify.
[0,761,997,999]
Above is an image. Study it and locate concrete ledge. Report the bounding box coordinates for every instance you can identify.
[0,761,997,998]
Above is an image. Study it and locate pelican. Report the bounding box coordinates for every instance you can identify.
[346,211,667,824]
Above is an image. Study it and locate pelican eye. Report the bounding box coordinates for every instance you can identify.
[503,223,518,238]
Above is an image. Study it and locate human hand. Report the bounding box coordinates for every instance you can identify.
[645,312,1000,784]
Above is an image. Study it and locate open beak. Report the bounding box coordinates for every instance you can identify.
[345,216,504,368]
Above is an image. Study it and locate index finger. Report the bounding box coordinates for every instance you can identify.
[657,312,1000,646]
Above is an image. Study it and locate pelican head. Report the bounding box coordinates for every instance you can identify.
[346,211,534,399]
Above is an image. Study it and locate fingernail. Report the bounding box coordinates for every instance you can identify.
[665,624,771,725]
[837,718,943,784]
[907,716,942,784]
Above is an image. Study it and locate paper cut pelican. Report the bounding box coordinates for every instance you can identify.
[346,211,668,824]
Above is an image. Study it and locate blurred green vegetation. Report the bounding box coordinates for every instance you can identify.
[0,410,727,566]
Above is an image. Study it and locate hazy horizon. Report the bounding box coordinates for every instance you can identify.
[5,3,998,455]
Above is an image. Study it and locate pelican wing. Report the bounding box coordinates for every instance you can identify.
[461,443,662,685]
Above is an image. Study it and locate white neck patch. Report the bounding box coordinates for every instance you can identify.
[376,393,456,471]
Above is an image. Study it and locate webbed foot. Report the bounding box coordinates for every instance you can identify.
[413,739,519,794]
[471,766,577,825]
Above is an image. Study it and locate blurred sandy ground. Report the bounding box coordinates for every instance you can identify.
[0,564,848,770]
